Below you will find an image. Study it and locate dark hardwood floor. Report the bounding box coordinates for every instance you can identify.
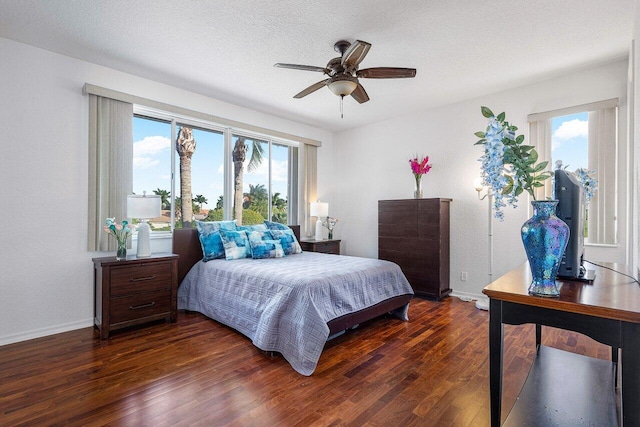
[0,297,613,426]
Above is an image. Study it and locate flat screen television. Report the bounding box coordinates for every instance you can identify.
[554,169,587,279]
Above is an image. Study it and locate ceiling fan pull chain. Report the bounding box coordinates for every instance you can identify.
[340,95,344,119]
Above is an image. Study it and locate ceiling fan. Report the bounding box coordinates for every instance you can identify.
[274,40,416,107]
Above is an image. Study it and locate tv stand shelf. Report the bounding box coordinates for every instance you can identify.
[504,345,617,426]
[484,261,640,426]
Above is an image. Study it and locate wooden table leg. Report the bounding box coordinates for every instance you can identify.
[622,322,640,425]
[536,324,541,350]
[489,298,503,427]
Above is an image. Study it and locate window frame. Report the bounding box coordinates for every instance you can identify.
[132,105,299,234]
[528,98,619,247]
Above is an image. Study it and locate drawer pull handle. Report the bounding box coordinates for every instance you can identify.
[129,302,156,310]
[129,275,156,282]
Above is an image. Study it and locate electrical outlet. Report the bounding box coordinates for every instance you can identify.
[460,272,468,281]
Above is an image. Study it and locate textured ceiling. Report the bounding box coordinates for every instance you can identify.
[0,0,636,132]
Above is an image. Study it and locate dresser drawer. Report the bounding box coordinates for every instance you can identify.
[312,242,339,254]
[300,239,341,255]
[110,289,172,324]
[110,261,173,296]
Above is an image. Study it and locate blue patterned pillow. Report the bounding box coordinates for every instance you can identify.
[269,229,302,255]
[248,231,285,259]
[263,220,290,231]
[195,220,237,261]
[238,223,269,232]
[219,229,251,260]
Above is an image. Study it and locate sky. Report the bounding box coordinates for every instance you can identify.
[550,112,589,171]
[132,116,291,209]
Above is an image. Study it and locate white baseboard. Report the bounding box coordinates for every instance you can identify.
[0,318,94,347]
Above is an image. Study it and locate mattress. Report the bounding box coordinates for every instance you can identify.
[177,251,413,375]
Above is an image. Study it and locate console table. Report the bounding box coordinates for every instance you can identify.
[483,261,640,426]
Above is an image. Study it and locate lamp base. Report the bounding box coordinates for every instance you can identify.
[314,219,323,241]
[136,220,152,258]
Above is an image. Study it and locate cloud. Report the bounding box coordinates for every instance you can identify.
[244,158,288,182]
[133,157,160,170]
[133,136,170,170]
[552,118,588,151]
[270,159,288,182]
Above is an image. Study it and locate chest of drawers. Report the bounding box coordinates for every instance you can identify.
[92,253,178,339]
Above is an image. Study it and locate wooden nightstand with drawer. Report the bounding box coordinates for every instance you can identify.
[300,239,341,255]
[92,253,178,339]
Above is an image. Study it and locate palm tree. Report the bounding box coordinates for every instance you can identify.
[243,183,269,218]
[215,195,224,209]
[193,194,208,214]
[271,192,288,223]
[243,183,268,207]
[153,188,171,210]
[174,196,182,221]
[177,127,196,227]
[233,137,264,225]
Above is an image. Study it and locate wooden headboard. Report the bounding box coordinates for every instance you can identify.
[172,225,301,285]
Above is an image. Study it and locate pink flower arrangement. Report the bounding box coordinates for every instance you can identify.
[409,155,432,197]
[409,155,432,177]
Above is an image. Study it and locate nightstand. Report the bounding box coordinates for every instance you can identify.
[300,239,341,255]
[92,253,178,339]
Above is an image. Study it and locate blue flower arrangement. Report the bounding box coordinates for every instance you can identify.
[554,160,599,205]
[475,106,553,220]
[573,168,598,205]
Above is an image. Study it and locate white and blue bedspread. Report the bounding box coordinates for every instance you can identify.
[178,251,413,375]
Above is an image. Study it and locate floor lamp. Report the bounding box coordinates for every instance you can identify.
[475,179,492,311]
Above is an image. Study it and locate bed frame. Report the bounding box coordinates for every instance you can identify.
[172,226,413,335]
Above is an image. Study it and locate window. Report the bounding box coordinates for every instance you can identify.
[133,115,172,231]
[551,112,590,239]
[132,108,298,232]
[551,113,588,171]
[529,99,618,245]
[85,83,318,249]
[175,124,224,227]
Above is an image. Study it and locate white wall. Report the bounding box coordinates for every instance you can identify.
[0,37,333,345]
[329,59,630,298]
[0,33,632,345]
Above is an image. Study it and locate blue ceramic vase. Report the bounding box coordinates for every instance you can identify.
[521,200,569,297]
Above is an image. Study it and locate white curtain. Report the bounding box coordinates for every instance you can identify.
[588,107,618,244]
[87,95,133,251]
[299,144,318,237]
[528,118,553,201]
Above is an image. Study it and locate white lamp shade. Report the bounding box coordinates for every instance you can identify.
[127,194,161,219]
[474,177,484,192]
[328,80,358,96]
[310,202,328,218]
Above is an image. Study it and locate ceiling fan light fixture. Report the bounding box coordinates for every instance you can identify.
[328,79,358,96]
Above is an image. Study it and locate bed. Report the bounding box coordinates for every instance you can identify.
[173,225,414,375]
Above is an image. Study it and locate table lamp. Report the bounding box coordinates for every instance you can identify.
[310,202,328,241]
[127,192,161,258]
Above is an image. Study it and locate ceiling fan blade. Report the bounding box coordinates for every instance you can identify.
[293,79,330,98]
[274,63,329,74]
[351,83,370,104]
[341,40,372,71]
[357,67,417,79]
